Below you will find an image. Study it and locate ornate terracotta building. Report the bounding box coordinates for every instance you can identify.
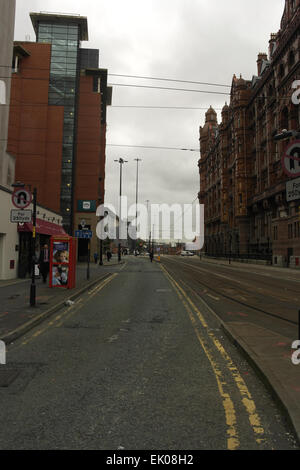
[199,0,300,266]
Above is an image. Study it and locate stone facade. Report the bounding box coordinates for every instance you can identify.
[199,0,300,267]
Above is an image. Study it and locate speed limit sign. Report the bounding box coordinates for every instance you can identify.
[282,140,300,178]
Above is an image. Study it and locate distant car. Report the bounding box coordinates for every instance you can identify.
[180,251,189,256]
[181,251,195,257]
[187,251,195,256]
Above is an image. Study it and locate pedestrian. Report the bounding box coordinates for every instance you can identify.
[150,251,154,263]
[39,244,50,283]
[94,252,98,264]
[106,250,111,262]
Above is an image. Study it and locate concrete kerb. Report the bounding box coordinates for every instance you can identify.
[188,286,300,446]
[1,272,112,346]
[221,321,300,447]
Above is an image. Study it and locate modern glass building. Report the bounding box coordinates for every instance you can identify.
[30,13,89,234]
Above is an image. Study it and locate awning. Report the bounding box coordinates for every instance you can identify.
[18,218,67,236]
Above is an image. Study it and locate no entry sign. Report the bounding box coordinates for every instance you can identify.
[282,140,300,178]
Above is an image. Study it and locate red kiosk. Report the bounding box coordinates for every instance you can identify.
[49,235,77,289]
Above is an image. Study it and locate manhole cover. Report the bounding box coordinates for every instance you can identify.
[0,369,20,387]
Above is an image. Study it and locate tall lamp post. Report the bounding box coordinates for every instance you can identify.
[145,200,150,252]
[114,158,128,262]
[134,158,142,254]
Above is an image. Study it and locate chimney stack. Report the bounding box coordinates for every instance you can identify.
[257,52,268,76]
[268,33,277,59]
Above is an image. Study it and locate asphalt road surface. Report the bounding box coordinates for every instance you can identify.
[0,256,298,450]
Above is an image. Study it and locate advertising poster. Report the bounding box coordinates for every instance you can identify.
[52,266,69,286]
[53,242,69,264]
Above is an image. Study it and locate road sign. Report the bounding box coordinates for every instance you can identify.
[10,209,32,223]
[12,188,32,209]
[282,140,300,178]
[75,230,92,239]
[286,177,300,202]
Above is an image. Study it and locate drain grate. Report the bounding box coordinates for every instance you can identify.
[0,368,20,387]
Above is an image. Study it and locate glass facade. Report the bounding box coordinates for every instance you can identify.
[37,23,80,233]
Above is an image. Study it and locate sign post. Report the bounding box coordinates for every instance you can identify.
[75,230,92,280]
[30,188,37,307]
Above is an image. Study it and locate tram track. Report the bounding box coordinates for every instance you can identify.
[162,257,298,327]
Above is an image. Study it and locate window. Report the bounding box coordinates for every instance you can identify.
[280,107,289,130]
[289,50,295,68]
[279,63,285,79]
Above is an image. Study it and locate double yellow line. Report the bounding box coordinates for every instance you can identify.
[160,263,266,450]
[14,273,118,349]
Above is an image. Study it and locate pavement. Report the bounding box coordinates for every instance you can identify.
[0,257,124,344]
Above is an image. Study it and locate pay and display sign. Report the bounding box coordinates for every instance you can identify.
[286,177,300,202]
[10,209,32,223]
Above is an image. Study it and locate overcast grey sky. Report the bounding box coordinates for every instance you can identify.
[14,0,285,238]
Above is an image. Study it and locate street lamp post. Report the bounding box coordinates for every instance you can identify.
[145,200,150,251]
[114,158,128,262]
[134,158,142,255]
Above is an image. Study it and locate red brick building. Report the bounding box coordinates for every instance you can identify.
[199,0,300,267]
[7,13,112,260]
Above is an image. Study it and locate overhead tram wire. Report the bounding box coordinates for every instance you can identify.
[110,105,223,110]
[0,65,231,88]
[0,138,199,152]
[0,75,230,96]
[107,144,199,152]
[108,73,231,88]
[107,83,230,96]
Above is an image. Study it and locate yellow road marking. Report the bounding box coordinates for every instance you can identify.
[161,263,266,448]
[15,273,118,348]
[177,276,266,443]
[56,274,118,327]
[161,264,239,450]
